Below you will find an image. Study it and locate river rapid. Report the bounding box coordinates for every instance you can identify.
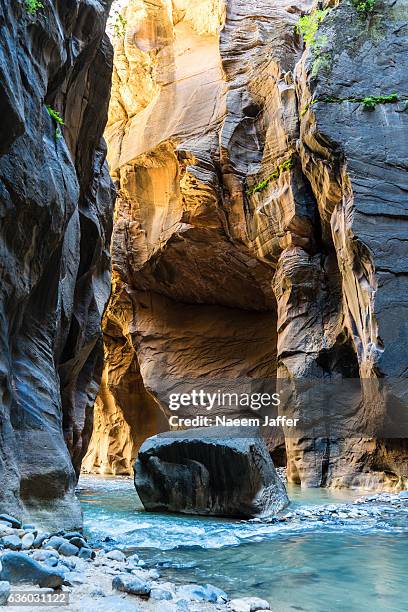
[78,476,408,612]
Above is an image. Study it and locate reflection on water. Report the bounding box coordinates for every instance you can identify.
[78,476,408,612]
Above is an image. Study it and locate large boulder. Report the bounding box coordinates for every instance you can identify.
[135,428,289,518]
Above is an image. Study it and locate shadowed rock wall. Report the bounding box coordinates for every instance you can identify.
[0,0,115,527]
[291,0,408,488]
[85,0,408,490]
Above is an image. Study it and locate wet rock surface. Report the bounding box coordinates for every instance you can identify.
[0,552,65,588]
[0,0,115,527]
[135,428,289,518]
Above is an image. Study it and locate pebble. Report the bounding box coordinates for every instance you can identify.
[64,532,83,540]
[43,557,59,568]
[31,550,59,562]
[105,549,126,562]
[89,587,106,597]
[0,521,13,529]
[112,574,151,596]
[60,558,76,570]
[44,536,67,551]
[0,515,21,529]
[150,586,174,600]
[177,583,228,603]
[0,580,10,605]
[0,526,15,538]
[59,542,79,557]
[148,569,161,579]
[78,547,95,560]
[69,536,87,549]
[0,535,22,551]
[173,598,190,611]
[33,533,49,548]
[229,597,271,612]
[21,533,35,550]
[208,584,229,603]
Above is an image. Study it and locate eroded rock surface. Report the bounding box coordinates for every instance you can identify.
[135,428,289,517]
[88,0,408,490]
[291,0,408,489]
[0,1,115,526]
[84,0,285,475]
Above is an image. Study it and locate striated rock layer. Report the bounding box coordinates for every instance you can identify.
[0,1,115,527]
[86,0,408,490]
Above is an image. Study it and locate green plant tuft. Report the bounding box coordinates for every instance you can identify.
[46,105,65,140]
[352,0,376,16]
[361,93,398,111]
[316,93,402,112]
[246,157,294,196]
[113,12,127,37]
[25,0,44,14]
[296,9,330,47]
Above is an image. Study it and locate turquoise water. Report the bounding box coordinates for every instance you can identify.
[79,476,408,612]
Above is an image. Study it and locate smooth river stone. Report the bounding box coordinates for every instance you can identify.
[0,552,65,588]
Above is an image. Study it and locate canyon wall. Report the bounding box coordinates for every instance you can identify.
[85,0,408,490]
[0,0,114,527]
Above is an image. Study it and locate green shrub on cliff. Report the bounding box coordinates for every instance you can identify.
[46,105,65,140]
[352,0,376,15]
[246,157,294,196]
[296,9,330,47]
[361,93,399,110]
[25,0,43,14]
[316,92,401,111]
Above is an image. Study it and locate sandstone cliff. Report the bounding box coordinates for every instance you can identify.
[0,0,114,527]
[85,0,408,490]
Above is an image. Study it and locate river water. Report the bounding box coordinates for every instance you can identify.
[78,476,408,612]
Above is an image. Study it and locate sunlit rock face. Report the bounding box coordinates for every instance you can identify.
[0,1,114,527]
[88,0,408,490]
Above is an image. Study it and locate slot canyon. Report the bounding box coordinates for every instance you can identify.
[0,0,407,609]
[81,0,408,492]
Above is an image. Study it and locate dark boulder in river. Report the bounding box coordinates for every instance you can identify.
[134,428,289,518]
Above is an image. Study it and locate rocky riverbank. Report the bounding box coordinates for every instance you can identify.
[0,514,270,612]
[0,490,407,610]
